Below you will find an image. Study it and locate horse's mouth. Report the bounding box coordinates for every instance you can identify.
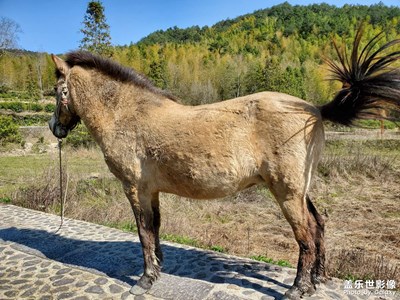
[48,115,69,139]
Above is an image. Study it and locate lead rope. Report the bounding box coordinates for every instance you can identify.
[54,138,66,234]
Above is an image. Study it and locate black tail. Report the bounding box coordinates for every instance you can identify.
[320,27,400,126]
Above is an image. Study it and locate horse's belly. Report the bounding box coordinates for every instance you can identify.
[158,162,263,199]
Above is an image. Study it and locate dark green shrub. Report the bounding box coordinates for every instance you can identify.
[0,101,23,112]
[0,84,11,94]
[43,88,56,97]
[30,103,43,112]
[0,115,22,144]
[0,196,11,203]
[9,114,49,126]
[44,103,55,112]
[0,101,54,113]
[65,124,96,148]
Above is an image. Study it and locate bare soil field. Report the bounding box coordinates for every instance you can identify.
[1,129,399,283]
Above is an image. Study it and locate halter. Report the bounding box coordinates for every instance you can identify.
[55,81,70,118]
[53,80,80,135]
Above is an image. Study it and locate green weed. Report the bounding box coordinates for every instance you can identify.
[160,233,201,248]
[209,245,226,253]
[250,255,293,268]
[103,221,137,233]
[0,196,11,203]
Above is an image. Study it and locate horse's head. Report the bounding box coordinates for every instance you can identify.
[49,54,80,139]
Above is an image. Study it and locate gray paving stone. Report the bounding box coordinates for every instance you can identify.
[57,292,76,299]
[53,278,75,286]
[94,277,108,285]
[20,287,38,298]
[260,295,276,300]
[4,290,18,297]
[209,290,247,300]
[71,297,90,300]
[56,268,72,275]
[109,283,124,293]
[84,285,104,294]
[53,286,69,293]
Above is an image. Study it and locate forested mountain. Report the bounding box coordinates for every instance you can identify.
[138,2,400,45]
[1,3,400,106]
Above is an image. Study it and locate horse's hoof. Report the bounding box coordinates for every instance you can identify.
[282,286,302,300]
[306,284,316,296]
[129,284,149,295]
[129,275,153,295]
[312,274,329,285]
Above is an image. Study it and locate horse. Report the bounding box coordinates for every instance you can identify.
[49,28,400,299]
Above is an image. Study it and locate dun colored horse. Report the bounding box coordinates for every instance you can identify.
[49,28,400,299]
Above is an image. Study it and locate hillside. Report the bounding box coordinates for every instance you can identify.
[138,2,400,45]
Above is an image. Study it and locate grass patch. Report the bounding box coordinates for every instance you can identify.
[0,196,11,203]
[319,140,399,179]
[103,221,227,253]
[251,255,293,268]
[356,119,398,130]
[0,149,109,198]
[209,245,226,253]
[102,221,137,233]
[326,139,400,155]
[328,249,399,284]
[161,233,201,248]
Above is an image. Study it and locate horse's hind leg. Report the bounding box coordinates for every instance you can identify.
[152,193,163,264]
[124,185,161,295]
[306,195,327,285]
[268,184,319,299]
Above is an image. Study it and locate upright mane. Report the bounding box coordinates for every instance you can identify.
[63,50,177,101]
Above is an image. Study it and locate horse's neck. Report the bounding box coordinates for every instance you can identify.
[70,71,172,147]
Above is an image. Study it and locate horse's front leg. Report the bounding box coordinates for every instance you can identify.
[124,184,162,295]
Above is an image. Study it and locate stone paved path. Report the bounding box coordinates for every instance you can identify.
[0,204,398,300]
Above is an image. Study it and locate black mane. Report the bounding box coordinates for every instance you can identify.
[63,51,177,101]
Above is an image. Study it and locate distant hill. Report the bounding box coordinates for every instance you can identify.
[0,49,40,56]
[138,2,400,45]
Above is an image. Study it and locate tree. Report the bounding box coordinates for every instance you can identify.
[0,17,21,50]
[79,1,112,56]
[208,35,230,55]
[148,61,168,89]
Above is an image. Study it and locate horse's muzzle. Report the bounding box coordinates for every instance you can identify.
[48,115,69,139]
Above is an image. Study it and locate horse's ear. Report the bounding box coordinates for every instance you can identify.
[51,54,70,76]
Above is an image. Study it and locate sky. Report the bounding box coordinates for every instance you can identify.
[0,0,399,54]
